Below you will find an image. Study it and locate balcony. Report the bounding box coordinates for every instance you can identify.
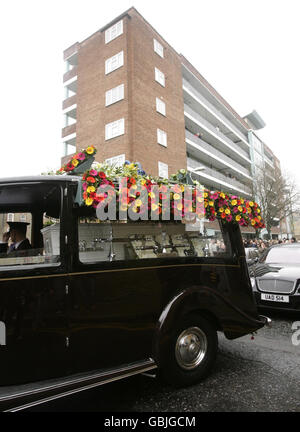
[184,104,251,166]
[183,78,249,148]
[187,156,252,196]
[63,66,78,83]
[64,75,77,95]
[62,123,76,139]
[63,95,77,110]
[185,130,252,180]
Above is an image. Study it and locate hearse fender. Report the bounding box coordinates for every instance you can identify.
[152,284,266,365]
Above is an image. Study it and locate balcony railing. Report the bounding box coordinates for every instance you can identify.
[183,78,248,146]
[185,130,251,179]
[187,157,252,195]
[63,66,78,83]
[184,104,251,163]
[62,123,76,138]
[63,95,77,110]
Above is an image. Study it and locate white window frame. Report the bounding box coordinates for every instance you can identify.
[157,129,167,147]
[155,67,165,87]
[154,39,164,58]
[105,118,125,140]
[105,51,124,75]
[105,84,124,107]
[7,213,14,222]
[158,162,168,179]
[105,20,123,44]
[105,154,126,167]
[156,97,166,116]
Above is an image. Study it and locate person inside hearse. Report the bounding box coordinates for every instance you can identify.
[0,221,32,256]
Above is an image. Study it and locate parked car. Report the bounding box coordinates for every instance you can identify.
[245,247,260,266]
[249,243,300,312]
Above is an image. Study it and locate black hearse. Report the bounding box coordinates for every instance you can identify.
[0,176,269,411]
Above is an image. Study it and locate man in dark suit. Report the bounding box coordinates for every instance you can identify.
[1,222,32,256]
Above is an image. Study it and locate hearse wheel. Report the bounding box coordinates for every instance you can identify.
[159,314,218,387]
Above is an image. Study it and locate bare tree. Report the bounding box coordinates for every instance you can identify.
[252,170,300,239]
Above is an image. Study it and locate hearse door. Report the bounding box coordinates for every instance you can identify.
[0,184,70,386]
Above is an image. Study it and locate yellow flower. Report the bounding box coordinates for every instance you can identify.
[173,193,181,200]
[209,201,214,206]
[249,201,254,207]
[220,193,225,199]
[85,198,93,206]
[72,159,79,167]
[258,216,261,220]
[86,146,95,155]
[87,186,95,193]
[240,199,244,204]
[251,219,256,226]
[236,215,241,221]
[247,208,252,214]
[204,192,208,198]
[238,205,243,212]
[257,208,261,213]
[204,202,208,208]
[140,179,146,186]
[231,199,237,206]
[225,208,231,215]
[219,207,224,213]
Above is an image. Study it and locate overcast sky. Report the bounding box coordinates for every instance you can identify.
[0,0,299,185]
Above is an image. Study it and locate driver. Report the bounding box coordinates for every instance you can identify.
[0,221,32,255]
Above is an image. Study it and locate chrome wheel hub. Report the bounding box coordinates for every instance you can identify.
[175,327,207,370]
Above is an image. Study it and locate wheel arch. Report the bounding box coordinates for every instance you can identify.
[152,285,222,366]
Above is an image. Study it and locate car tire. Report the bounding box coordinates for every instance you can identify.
[158,314,218,387]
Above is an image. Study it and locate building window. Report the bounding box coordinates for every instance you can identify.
[20,214,27,222]
[105,119,125,140]
[154,39,164,58]
[7,213,14,222]
[105,20,123,44]
[105,84,124,106]
[157,129,167,147]
[105,154,125,167]
[158,162,168,179]
[156,97,166,116]
[105,51,124,75]
[155,67,165,87]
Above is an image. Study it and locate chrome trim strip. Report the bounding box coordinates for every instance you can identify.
[0,262,240,282]
[0,359,156,404]
[5,363,157,412]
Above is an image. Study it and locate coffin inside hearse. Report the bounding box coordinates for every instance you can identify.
[41,219,229,263]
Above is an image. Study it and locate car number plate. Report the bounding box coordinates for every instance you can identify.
[261,293,289,303]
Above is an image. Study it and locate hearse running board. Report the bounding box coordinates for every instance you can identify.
[0,358,157,412]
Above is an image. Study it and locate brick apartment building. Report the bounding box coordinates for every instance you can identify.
[61,6,290,239]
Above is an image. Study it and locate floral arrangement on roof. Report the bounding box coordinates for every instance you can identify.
[56,147,265,229]
[57,146,97,174]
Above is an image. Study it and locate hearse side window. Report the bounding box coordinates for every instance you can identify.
[77,216,232,264]
[0,183,62,269]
